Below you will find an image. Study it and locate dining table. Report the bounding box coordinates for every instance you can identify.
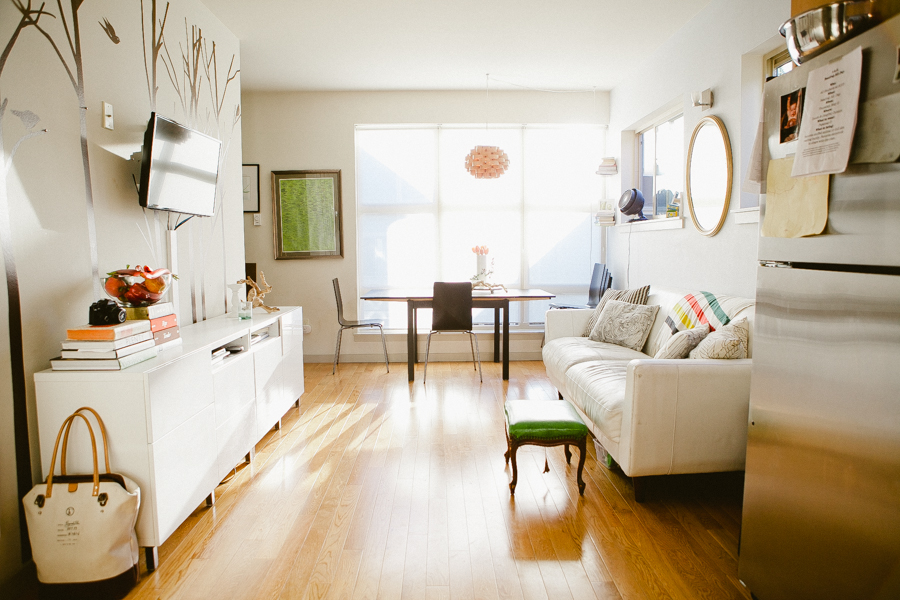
[360,288,555,381]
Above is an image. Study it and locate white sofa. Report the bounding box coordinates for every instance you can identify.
[542,287,755,500]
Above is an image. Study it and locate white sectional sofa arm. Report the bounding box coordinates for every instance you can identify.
[616,358,753,478]
[544,309,593,344]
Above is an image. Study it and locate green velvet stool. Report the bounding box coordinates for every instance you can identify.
[504,399,589,496]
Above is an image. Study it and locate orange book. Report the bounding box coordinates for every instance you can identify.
[149,313,178,333]
[66,320,152,341]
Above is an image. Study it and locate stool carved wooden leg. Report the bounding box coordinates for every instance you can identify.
[509,440,519,495]
[576,437,587,495]
[504,430,511,465]
[564,444,571,464]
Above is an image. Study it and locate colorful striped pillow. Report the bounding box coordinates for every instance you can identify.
[665,291,732,334]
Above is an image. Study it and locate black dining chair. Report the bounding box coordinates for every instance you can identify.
[332,278,389,374]
[423,282,482,383]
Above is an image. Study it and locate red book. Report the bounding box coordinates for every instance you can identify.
[149,313,178,333]
[66,320,151,341]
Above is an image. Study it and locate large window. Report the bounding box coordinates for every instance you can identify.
[638,113,684,218]
[356,124,604,329]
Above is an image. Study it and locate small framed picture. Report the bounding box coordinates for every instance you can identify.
[272,170,343,259]
[779,88,805,144]
[242,164,260,213]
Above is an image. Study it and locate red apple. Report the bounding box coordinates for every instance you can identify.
[104,277,128,300]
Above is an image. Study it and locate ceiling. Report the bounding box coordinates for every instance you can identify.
[202,0,712,92]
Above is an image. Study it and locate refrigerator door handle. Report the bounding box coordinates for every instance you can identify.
[759,261,792,268]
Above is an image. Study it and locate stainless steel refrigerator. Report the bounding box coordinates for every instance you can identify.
[738,14,900,600]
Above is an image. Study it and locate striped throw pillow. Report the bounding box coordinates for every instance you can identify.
[583,285,650,337]
[664,291,732,335]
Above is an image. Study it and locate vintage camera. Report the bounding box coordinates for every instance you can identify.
[89,299,126,326]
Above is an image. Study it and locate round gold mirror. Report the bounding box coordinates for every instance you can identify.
[685,115,732,236]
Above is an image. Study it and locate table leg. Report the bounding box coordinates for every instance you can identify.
[493,307,500,363]
[407,301,415,382]
[503,301,510,380]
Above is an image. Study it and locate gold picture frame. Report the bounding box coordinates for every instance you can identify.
[272,170,343,259]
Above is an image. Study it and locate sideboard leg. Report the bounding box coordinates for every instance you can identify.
[274,418,282,431]
[294,399,300,408]
[245,448,255,464]
[144,546,159,571]
[206,491,215,507]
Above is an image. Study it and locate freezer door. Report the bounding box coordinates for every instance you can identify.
[758,13,900,268]
[739,266,900,599]
[758,162,900,266]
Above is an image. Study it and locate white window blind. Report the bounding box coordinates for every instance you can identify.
[356,124,604,330]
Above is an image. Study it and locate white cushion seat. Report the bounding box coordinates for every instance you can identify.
[565,361,628,445]
[542,337,648,392]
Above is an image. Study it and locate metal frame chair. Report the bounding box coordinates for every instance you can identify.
[423,282,482,383]
[548,263,612,310]
[332,278,389,374]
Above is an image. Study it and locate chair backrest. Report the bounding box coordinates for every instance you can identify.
[332,278,349,326]
[432,282,473,331]
[587,263,612,308]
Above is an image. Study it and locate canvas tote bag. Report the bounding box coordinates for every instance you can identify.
[23,407,140,584]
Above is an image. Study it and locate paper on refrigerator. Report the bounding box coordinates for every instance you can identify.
[791,46,863,178]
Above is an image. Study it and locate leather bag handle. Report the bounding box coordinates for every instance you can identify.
[45,413,100,498]
[61,406,111,475]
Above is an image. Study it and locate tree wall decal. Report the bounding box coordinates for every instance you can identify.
[1,0,51,560]
[14,0,103,299]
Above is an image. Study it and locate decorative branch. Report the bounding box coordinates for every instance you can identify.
[3,2,52,78]
[54,0,75,60]
[140,0,169,111]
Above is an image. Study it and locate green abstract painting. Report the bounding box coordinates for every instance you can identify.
[274,171,343,258]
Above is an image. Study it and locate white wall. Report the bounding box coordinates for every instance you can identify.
[241,90,609,362]
[605,0,789,299]
[0,0,242,585]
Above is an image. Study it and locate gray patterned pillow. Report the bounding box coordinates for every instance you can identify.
[589,300,659,352]
[654,323,711,359]
[583,285,650,336]
[689,317,749,359]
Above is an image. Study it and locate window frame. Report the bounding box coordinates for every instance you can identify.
[766,48,794,79]
[635,109,685,219]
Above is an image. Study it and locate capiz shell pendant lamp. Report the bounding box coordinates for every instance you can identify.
[465,145,510,179]
[466,74,509,179]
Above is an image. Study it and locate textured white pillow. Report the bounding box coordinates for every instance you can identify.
[689,317,749,359]
[654,323,711,359]
[589,300,659,352]
[583,285,650,336]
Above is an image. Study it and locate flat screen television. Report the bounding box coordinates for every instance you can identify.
[138,113,222,217]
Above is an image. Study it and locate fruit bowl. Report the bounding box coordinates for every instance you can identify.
[104,266,174,308]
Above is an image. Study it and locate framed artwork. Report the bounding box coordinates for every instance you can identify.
[273,170,343,259]
[242,164,260,212]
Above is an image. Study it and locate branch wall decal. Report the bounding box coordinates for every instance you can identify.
[1,0,53,560]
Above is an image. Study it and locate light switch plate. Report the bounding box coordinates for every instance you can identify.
[102,101,114,130]
[253,214,261,226]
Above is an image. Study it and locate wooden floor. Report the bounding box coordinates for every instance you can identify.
[21,360,752,599]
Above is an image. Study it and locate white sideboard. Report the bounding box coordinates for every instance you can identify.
[34,307,304,570]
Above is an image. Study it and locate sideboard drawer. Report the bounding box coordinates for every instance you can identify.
[148,351,214,443]
[213,352,255,427]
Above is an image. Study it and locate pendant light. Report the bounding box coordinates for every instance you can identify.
[465,74,509,179]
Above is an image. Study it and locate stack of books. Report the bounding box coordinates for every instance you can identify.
[595,157,618,176]
[52,321,158,371]
[126,302,181,351]
[595,201,616,226]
